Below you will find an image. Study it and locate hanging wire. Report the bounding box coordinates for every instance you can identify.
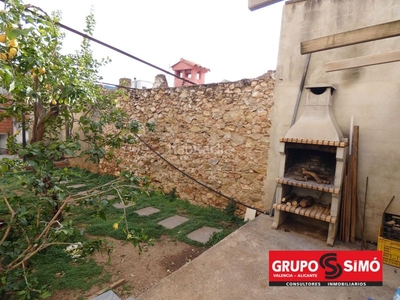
[0,0,196,85]
[0,0,269,216]
[54,21,197,85]
[133,132,269,215]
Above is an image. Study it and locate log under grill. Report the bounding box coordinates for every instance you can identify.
[284,144,336,184]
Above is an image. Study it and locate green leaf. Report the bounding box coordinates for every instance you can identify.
[7,29,23,39]
[27,160,39,171]
[0,164,9,174]
[48,141,60,150]
[9,81,15,92]
[4,68,13,84]
[17,289,27,295]
[40,291,52,298]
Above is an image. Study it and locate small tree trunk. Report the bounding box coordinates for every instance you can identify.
[30,94,62,221]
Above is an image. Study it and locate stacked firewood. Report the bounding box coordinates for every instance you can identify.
[281,193,314,208]
[384,215,400,241]
[291,168,331,184]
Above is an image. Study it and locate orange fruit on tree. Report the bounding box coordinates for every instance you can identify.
[8,47,17,56]
[39,67,46,74]
[7,48,17,59]
[0,34,6,43]
[8,39,18,48]
[0,53,7,61]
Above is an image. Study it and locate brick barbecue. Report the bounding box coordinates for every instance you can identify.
[272,85,348,246]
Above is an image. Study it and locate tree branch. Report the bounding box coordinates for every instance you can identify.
[0,191,15,246]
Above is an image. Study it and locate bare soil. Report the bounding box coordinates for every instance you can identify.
[48,236,207,300]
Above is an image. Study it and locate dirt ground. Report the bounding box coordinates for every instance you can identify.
[49,236,207,300]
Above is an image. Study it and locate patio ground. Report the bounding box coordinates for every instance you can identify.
[137,214,399,300]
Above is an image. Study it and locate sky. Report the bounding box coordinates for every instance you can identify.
[24,0,284,87]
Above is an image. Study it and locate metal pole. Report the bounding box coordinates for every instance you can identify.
[361,176,368,249]
[291,53,311,127]
[21,111,26,162]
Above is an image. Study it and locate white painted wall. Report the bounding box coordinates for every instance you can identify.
[13,120,29,145]
[264,0,400,243]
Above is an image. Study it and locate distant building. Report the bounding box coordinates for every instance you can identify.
[102,84,117,90]
[171,58,210,87]
[117,78,152,89]
[133,78,152,89]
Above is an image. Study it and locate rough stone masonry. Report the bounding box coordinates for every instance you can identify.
[99,71,275,213]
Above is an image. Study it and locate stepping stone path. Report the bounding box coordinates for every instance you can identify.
[68,181,221,300]
[76,189,101,196]
[158,215,189,229]
[187,226,222,244]
[135,206,160,216]
[113,201,134,209]
[92,290,122,300]
[68,183,221,244]
[92,289,136,300]
[67,183,87,189]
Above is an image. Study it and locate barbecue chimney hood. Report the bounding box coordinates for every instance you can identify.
[285,85,343,142]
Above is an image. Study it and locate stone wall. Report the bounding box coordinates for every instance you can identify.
[100,71,275,212]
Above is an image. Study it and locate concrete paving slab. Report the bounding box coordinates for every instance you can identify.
[0,154,17,159]
[76,189,101,196]
[135,207,160,216]
[113,201,134,209]
[158,215,189,229]
[92,290,120,300]
[187,226,222,243]
[67,184,87,189]
[244,208,257,221]
[137,215,400,300]
[76,190,87,195]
